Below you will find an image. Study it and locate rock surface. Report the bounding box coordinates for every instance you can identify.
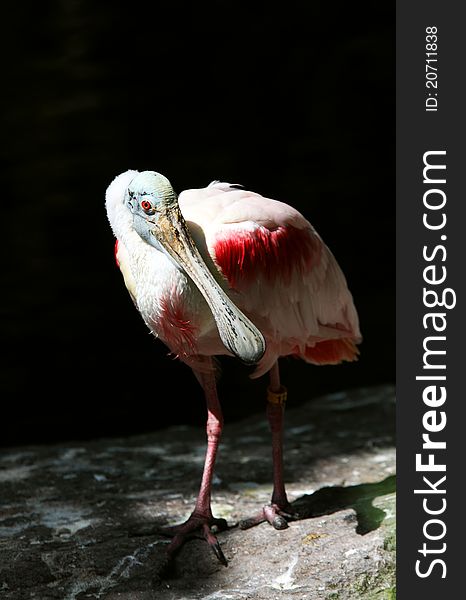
[0,385,395,600]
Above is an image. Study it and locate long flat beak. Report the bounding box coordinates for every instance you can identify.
[145,205,266,365]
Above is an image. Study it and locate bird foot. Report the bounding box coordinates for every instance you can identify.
[239,503,299,530]
[159,512,230,566]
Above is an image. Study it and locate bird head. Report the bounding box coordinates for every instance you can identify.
[124,171,177,246]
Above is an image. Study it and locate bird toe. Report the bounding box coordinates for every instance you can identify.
[159,513,230,566]
[240,503,299,530]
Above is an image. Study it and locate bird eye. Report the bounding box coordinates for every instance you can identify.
[141,200,153,213]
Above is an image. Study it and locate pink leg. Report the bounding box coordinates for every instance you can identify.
[193,367,223,517]
[162,361,229,565]
[267,361,289,509]
[240,361,296,530]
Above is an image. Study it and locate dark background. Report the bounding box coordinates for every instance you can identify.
[1,2,394,447]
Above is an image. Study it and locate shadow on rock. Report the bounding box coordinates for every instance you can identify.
[291,475,395,535]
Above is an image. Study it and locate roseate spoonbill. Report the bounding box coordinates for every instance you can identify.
[105,170,361,565]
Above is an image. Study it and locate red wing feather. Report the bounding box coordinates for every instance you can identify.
[213,225,320,289]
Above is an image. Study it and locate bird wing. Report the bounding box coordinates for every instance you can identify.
[179,183,361,358]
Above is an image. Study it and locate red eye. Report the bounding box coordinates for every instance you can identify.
[141,200,152,213]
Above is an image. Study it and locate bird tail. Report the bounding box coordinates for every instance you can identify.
[298,338,360,365]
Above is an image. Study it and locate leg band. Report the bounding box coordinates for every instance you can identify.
[267,385,288,406]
